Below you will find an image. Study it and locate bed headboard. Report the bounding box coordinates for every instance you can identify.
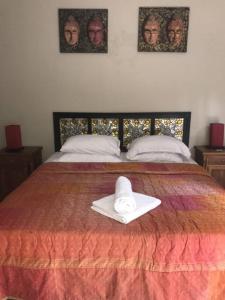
[53,112,191,152]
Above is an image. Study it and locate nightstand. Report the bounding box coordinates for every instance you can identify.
[195,146,225,188]
[0,146,42,201]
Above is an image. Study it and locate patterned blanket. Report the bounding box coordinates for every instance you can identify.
[0,162,225,300]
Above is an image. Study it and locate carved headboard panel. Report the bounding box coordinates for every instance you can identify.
[53,112,191,151]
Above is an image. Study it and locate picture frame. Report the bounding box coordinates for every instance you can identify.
[59,9,108,53]
[138,7,190,52]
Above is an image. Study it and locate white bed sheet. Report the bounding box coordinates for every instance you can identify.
[45,152,196,164]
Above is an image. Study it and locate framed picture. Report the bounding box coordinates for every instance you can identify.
[59,9,108,53]
[138,7,189,52]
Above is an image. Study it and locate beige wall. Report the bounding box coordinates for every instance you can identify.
[0,0,225,160]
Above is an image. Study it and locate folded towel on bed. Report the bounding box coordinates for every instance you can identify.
[91,192,161,224]
[114,176,136,214]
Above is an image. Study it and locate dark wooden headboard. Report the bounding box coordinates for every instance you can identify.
[53,112,191,152]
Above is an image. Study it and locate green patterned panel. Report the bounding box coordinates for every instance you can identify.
[60,118,88,145]
[123,119,151,147]
[91,118,119,136]
[155,118,184,140]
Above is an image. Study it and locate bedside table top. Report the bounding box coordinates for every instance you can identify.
[195,145,225,155]
[0,146,42,156]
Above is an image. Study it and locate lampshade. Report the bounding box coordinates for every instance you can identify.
[209,123,224,148]
[5,124,23,151]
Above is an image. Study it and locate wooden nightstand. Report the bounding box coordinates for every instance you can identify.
[0,146,42,201]
[195,146,225,188]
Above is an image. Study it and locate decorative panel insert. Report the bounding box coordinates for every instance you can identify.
[91,118,119,136]
[60,118,88,145]
[123,119,151,147]
[155,118,184,140]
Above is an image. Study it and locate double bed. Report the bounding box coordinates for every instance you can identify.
[0,112,225,300]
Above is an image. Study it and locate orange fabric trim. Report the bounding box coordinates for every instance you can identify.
[1,256,225,272]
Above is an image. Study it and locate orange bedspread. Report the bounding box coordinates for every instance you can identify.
[0,162,225,300]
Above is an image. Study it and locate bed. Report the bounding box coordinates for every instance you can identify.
[0,112,225,300]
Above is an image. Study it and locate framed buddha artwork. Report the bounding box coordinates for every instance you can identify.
[59,9,108,53]
[138,7,190,52]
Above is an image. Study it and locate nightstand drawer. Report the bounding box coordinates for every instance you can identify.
[207,156,225,165]
[0,157,28,165]
[195,146,225,188]
[0,146,42,200]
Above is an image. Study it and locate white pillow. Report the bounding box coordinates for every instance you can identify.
[58,153,122,162]
[126,135,191,160]
[126,152,184,163]
[60,135,120,157]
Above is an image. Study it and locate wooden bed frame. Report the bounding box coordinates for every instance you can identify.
[53,112,191,151]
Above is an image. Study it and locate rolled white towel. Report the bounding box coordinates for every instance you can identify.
[91,193,161,224]
[114,176,136,214]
